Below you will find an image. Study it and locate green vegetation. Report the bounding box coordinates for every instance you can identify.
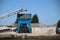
[0,35,60,40]
[31,14,39,23]
[57,20,60,28]
[7,25,12,27]
[56,20,60,34]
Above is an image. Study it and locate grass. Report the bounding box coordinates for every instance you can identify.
[0,35,60,40]
[16,34,60,40]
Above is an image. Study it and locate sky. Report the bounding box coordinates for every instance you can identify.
[0,0,60,25]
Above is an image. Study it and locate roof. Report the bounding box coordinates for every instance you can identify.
[17,14,31,18]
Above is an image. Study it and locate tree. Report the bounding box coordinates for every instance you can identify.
[57,20,60,28]
[31,14,39,23]
[56,20,60,34]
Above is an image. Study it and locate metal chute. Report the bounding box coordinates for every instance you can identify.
[0,8,27,19]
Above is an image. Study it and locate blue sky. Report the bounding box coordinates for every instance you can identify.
[0,0,60,25]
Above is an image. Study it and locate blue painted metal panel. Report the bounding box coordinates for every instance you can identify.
[17,14,31,33]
